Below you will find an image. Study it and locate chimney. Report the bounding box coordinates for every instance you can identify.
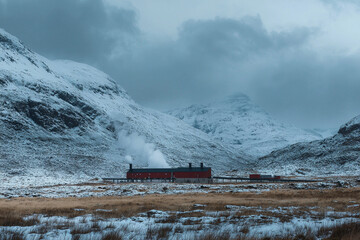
[189,163,192,168]
[129,164,132,170]
[200,163,203,168]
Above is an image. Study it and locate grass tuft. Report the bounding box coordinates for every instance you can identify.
[0,213,39,227]
[321,221,360,240]
[101,230,123,240]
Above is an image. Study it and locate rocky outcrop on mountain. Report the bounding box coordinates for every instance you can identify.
[259,115,360,175]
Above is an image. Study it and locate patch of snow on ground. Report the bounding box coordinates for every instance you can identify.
[0,207,359,240]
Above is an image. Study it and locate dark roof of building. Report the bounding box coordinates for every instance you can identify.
[128,167,211,173]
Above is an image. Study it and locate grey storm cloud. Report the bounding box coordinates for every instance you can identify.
[247,51,360,128]
[0,0,138,63]
[105,17,316,110]
[177,17,312,60]
[105,16,359,129]
[0,0,359,129]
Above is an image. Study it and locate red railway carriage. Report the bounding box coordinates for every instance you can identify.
[249,174,261,179]
[249,174,281,180]
[127,163,211,180]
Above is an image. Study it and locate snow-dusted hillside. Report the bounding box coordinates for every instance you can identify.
[0,29,252,185]
[259,115,360,176]
[168,94,320,157]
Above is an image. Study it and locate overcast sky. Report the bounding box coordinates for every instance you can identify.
[0,0,359,129]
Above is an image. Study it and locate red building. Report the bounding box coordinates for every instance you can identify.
[127,163,212,183]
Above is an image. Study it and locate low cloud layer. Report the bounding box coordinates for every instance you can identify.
[0,0,359,129]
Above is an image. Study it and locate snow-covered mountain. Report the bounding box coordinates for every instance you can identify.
[168,94,321,157]
[0,29,252,185]
[259,115,360,176]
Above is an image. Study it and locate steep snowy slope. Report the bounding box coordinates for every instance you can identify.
[259,115,360,175]
[0,29,251,185]
[168,94,320,157]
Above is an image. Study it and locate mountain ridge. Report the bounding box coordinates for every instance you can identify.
[168,93,321,157]
[258,114,360,175]
[0,29,252,186]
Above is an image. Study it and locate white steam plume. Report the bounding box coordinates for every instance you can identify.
[124,155,133,164]
[118,131,169,168]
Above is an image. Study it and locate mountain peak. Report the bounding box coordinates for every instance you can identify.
[225,93,251,103]
[168,93,321,157]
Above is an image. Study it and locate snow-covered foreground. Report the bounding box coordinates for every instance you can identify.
[0,180,360,239]
[1,206,359,239]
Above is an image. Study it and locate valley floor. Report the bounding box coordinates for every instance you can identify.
[0,179,360,239]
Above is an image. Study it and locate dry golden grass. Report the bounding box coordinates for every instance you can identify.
[101,231,123,240]
[321,222,360,240]
[0,187,359,240]
[0,187,359,222]
[193,223,360,240]
[0,213,39,227]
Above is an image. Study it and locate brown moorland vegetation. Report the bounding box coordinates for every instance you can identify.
[0,187,359,239]
[0,187,359,221]
[0,188,360,226]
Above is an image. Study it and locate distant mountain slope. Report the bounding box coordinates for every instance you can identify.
[259,115,360,175]
[168,94,320,157]
[0,29,252,185]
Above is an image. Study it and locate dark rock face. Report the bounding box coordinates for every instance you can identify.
[0,75,12,86]
[90,84,119,95]
[0,77,7,86]
[2,119,27,131]
[338,122,360,136]
[13,99,85,132]
[54,90,99,119]
[0,34,13,45]
[0,33,29,56]
[3,79,102,134]
[21,82,100,120]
